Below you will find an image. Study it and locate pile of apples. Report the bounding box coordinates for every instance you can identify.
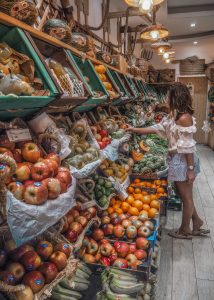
[0,239,71,294]
[99,214,155,240]
[90,126,111,150]
[61,205,97,243]
[79,233,149,270]
[0,141,72,205]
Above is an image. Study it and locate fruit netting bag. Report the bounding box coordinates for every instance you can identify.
[102,133,131,161]
[63,118,104,178]
[6,176,77,247]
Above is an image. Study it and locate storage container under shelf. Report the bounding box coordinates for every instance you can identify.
[25,34,90,113]
[67,53,109,112]
[0,24,59,120]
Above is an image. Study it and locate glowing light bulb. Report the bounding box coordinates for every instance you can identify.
[165,58,170,63]
[158,47,165,54]
[150,30,159,40]
[139,0,153,13]
[163,52,169,59]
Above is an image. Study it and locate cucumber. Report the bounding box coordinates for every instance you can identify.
[109,269,138,280]
[75,268,90,279]
[105,286,135,300]
[60,278,89,292]
[78,263,92,276]
[53,285,81,298]
[72,275,90,285]
[110,279,144,295]
[51,291,81,300]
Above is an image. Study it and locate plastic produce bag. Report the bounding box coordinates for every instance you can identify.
[6,177,77,247]
[102,133,131,161]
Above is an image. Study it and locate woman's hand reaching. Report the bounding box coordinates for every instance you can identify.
[125,125,136,132]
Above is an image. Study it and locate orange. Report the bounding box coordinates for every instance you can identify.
[154,180,161,186]
[139,210,149,217]
[157,187,165,194]
[141,191,148,196]
[134,188,141,194]
[113,203,121,210]
[134,179,141,184]
[150,194,157,201]
[150,200,160,210]
[148,208,158,218]
[128,207,139,216]
[121,202,130,213]
[146,182,152,188]
[134,193,143,200]
[115,208,123,215]
[142,204,150,211]
[142,195,151,205]
[127,186,134,194]
[126,195,134,205]
[108,207,114,214]
[110,198,116,206]
[133,200,144,211]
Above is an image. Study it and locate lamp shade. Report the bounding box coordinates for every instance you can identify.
[139,0,153,13]
[151,41,172,54]
[153,0,165,4]
[140,24,169,41]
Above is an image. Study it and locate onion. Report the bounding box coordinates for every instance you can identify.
[15,286,34,300]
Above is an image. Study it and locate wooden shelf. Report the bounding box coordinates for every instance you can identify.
[0,12,127,76]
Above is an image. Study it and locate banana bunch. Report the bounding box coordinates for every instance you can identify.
[97,268,145,300]
[50,263,92,300]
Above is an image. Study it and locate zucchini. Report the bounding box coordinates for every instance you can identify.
[78,263,92,276]
[60,278,89,292]
[72,275,90,285]
[105,286,135,300]
[110,279,144,295]
[56,282,82,299]
[75,268,90,279]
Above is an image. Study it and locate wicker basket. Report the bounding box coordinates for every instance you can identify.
[0,230,79,300]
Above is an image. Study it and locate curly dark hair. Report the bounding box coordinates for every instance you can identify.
[168,82,194,119]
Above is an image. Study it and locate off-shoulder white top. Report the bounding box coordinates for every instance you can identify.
[151,117,197,154]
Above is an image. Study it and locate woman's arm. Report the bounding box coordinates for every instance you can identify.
[125,127,157,135]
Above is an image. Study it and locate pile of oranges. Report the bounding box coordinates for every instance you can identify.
[107,179,167,219]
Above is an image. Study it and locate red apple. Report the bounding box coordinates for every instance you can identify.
[13,163,30,182]
[10,244,34,262]
[136,237,149,250]
[137,226,151,238]
[65,230,78,243]
[12,149,22,163]
[6,262,25,282]
[100,129,107,138]
[46,153,61,166]
[131,220,143,229]
[42,178,61,199]
[129,243,137,254]
[75,216,88,227]
[7,181,25,200]
[21,250,42,271]
[110,213,118,219]
[4,239,17,254]
[100,256,111,266]
[100,243,114,257]
[113,258,128,269]
[113,241,122,252]
[121,219,132,229]
[23,271,45,293]
[54,243,71,258]
[103,224,114,236]
[31,162,52,181]
[87,207,97,218]
[22,162,33,170]
[138,213,148,222]
[21,143,41,163]
[70,222,83,235]
[24,182,48,205]
[81,211,92,221]
[0,271,16,285]
[0,147,14,158]
[92,229,104,241]
[69,209,79,219]
[55,169,72,193]
[38,262,58,284]
[49,251,67,271]
[116,242,130,258]
[144,220,155,231]
[134,249,147,260]
[66,214,74,225]
[131,260,142,270]
[24,180,34,188]
[126,226,137,239]
[36,241,53,260]
[0,249,7,267]
[126,253,138,267]
[101,216,111,225]
[109,253,118,264]
[129,216,138,222]
[41,159,58,176]
[111,217,120,226]
[118,214,127,223]
[83,254,96,264]
[113,225,125,238]
[86,239,99,255]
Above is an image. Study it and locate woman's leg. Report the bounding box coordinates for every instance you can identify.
[175,182,203,231]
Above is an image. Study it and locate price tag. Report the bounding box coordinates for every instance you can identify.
[6,128,32,142]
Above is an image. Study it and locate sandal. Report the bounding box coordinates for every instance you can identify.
[168,230,192,240]
[192,228,210,236]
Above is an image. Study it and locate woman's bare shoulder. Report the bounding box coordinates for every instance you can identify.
[176,113,193,127]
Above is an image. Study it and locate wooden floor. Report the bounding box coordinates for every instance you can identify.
[157,145,214,300]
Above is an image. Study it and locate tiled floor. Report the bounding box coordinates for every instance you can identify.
[157,145,214,300]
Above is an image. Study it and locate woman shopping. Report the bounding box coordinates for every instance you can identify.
[126,82,210,239]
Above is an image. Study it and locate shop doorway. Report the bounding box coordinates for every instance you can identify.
[178,76,208,144]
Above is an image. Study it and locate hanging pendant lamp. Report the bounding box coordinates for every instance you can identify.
[139,0,154,13]
[140,24,169,41]
[151,41,172,54]
[124,0,140,7]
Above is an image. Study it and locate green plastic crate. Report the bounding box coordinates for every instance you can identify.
[0,25,59,119]
[67,52,109,112]
[118,74,135,99]
[126,76,139,98]
[109,70,130,98]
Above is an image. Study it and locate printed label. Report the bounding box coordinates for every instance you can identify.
[6,128,31,142]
